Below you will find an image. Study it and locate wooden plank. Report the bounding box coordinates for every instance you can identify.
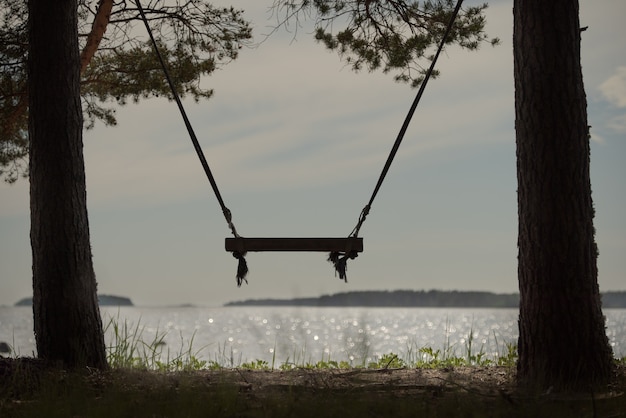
[225,237,363,253]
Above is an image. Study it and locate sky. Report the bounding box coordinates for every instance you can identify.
[1,0,624,307]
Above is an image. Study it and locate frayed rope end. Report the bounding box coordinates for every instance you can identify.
[328,251,358,282]
[233,251,248,287]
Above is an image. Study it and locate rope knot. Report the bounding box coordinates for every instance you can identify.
[232,251,248,286]
[328,251,358,282]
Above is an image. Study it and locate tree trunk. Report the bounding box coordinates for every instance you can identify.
[514,0,613,390]
[28,0,107,369]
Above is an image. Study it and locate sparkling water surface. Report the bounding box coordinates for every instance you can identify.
[1,306,625,364]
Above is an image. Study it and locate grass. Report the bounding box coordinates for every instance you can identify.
[104,312,215,371]
[101,314,520,372]
[1,316,625,418]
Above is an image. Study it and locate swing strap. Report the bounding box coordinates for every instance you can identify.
[136,0,240,239]
[349,0,464,239]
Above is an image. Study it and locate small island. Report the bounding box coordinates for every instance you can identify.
[15,294,134,307]
[225,289,626,308]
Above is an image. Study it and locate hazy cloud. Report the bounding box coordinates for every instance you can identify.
[599,67,626,108]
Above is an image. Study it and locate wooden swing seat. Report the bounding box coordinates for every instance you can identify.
[225,237,363,253]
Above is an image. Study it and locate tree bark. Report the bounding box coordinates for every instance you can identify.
[28,0,108,369]
[80,0,114,75]
[514,0,613,390]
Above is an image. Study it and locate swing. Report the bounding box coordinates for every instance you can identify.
[136,0,463,286]
[225,237,364,253]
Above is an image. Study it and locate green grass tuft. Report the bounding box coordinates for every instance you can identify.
[102,314,522,372]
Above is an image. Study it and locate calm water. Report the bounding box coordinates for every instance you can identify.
[1,306,625,364]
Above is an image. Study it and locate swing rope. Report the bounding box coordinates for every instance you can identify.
[329,0,464,279]
[136,0,249,285]
[136,0,463,285]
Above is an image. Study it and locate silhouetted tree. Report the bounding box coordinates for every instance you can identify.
[14,0,251,368]
[28,0,107,368]
[2,0,251,182]
[271,0,497,87]
[513,0,613,390]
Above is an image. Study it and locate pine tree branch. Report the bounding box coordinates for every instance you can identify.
[80,0,114,74]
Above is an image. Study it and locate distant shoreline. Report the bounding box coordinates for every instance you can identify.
[10,290,626,309]
[224,289,626,308]
[14,294,133,307]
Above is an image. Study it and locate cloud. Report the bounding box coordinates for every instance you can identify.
[596,67,626,134]
[599,67,626,108]
[607,114,626,133]
[82,12,514,211]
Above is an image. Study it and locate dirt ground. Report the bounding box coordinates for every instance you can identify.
[1,359,625,418]
[204,365,515,396]
[116,365,626,417]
